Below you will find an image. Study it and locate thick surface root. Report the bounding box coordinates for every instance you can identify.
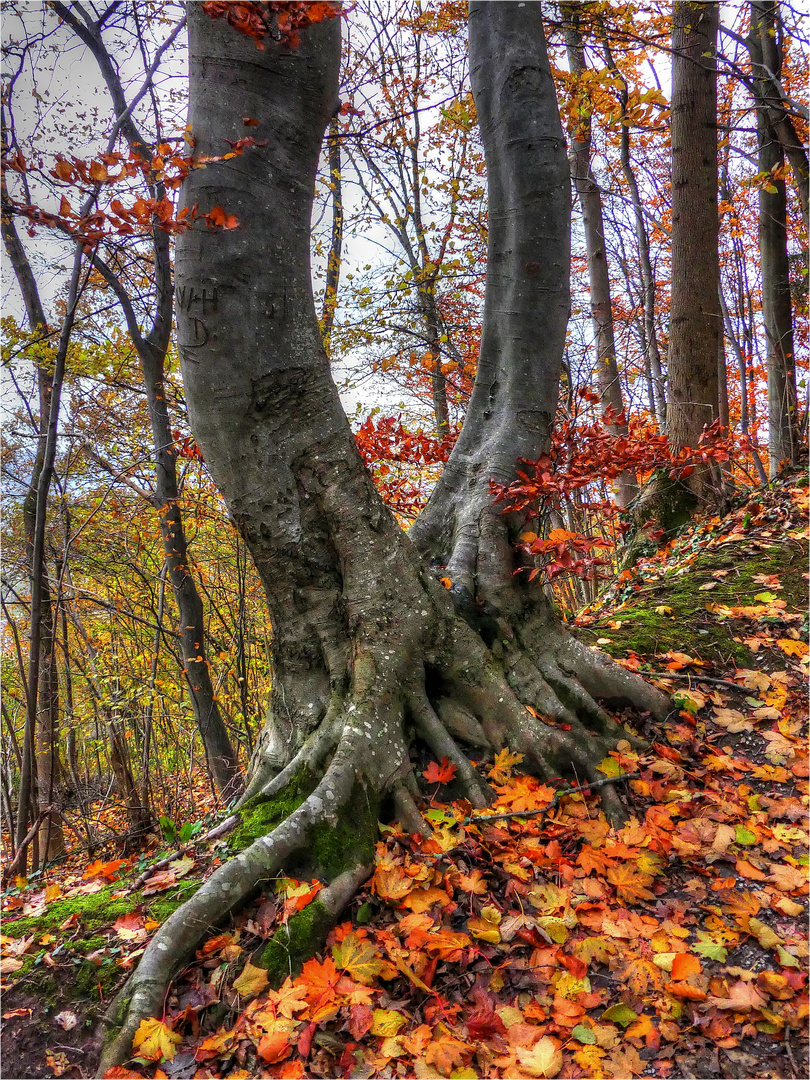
[96,611,670,1075]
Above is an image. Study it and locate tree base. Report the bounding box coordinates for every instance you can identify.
[96,603,670,1075]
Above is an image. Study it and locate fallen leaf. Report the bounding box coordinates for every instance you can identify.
[131,1018,181,1063]
[232,962,269,997]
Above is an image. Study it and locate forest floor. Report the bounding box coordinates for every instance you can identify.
[2,474,808,1080]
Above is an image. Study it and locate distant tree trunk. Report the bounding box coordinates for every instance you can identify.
[599,25,666,429]
[750,1,799,477]
[2,173,66,868]
[320,115,343,353]
[53,1,242,803]
[746,1,809,232]
[666,0,721,496]
[562,5,636,507]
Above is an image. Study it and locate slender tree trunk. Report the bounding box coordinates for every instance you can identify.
[666,0,721,496]
[562,5,636,507]
[100,7,669,1068]
[746,1,809,232]
[2,181,67,867]
[54,2,242,802]
[750,2,799,476]
[320,116,343,354]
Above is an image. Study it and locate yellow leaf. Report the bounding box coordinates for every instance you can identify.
[516,1037,563,1078]
[232,962,269,998]
[371,1008,407,1037]
[132,1018,181,1063]
[331,931,383,985]
[535,916,569,944]
[777,638,808,658]
[468,905,501,945]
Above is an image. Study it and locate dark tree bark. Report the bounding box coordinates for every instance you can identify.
[749,2,799,477]
[2,171,66,867]
[666,0,721,497]
[562,4,637,507]
[53,2,241,801]
[98,5,669,1069]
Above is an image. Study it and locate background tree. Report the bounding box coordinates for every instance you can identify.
[665,0,722,502]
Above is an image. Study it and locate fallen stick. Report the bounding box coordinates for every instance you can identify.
[463,772,641,825]
[648,671,752,691]
[128,812,240,892]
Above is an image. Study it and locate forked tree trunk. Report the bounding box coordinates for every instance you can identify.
[98,5,669,1069]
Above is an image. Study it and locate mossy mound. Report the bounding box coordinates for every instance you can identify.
[2,879,200,1006]
[577,536,807,668]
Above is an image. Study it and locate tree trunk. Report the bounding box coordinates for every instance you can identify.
[55,1,243,803]
[98,5,669,1069]
[750,2,799,477]
[562,5,637,507]
[746,1,809,232]
[320,115,343,353]
[2,175,66,868]
[666,0,721,496]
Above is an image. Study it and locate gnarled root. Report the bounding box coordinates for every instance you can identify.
[96,609,670,1075]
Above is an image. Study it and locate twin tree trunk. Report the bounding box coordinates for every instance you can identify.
[99,4,670,1069]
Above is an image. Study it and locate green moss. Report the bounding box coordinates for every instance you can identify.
[309,781,378,880]
[75,958,122,1000]
[258,900,333,986]
[579,541,808,666]
[2,886,138,939]
[3,879,200,944]
[230,765,317,850]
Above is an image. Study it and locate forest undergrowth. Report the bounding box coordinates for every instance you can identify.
[1,475,807,1080]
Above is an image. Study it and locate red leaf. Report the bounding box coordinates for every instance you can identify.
[423,757,457,784]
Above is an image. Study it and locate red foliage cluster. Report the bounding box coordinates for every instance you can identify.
[493,396,747,586]
[3,140,262,247]
[201,1,340,50]
[354,415,457,520]
[172,430,205,462]
[516,528,611,585]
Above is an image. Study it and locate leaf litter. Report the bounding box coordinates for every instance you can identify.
[1,481,807,1080]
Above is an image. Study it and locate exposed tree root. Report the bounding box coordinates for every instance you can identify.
[97,602,670,1075]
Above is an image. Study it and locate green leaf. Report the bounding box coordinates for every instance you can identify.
[735,825,756,845]
[693,938,728,962]
[601,1003,638,1028]
[571,1024,596,1044]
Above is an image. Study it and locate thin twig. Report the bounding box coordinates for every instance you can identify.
[463,773,641,825]
[647,671,752,691]
[128,813,240,892]
[784,1024,798,1080]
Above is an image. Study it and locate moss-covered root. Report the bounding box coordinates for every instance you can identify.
[96,755,363,1078]
[259,863,373,986]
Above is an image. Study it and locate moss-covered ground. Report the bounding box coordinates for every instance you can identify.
[576,525,807,668]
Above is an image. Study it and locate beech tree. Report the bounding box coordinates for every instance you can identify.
[100,3,670,1067]
[666,0,721,498]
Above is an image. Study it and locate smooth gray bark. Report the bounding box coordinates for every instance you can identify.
[411,1,571,610]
